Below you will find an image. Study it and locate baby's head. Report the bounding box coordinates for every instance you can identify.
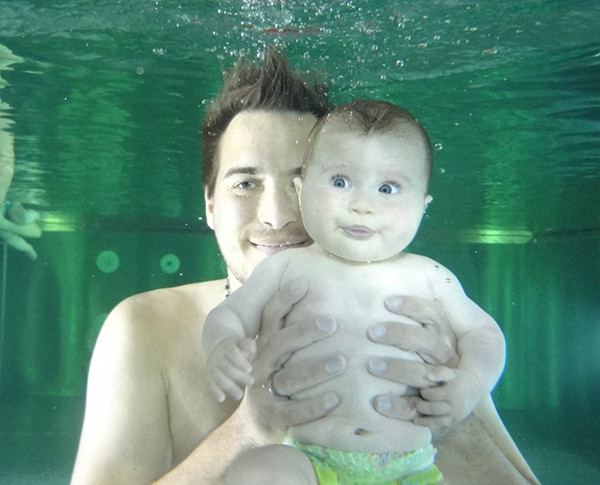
[295,100,433,262]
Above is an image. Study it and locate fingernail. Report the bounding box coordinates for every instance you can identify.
[317,316,337,334]
[368,358,388,373]
[375,396,392,412]
[324,392,340,410]
[368,324,386,340]
[326,355,346,374]
[385,295,403,309]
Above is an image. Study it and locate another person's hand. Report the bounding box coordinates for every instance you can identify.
[243,278,345,437]
[205,336,256,402]
[0,201,41,259]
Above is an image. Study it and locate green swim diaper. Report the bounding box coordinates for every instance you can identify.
[285,440,442,485]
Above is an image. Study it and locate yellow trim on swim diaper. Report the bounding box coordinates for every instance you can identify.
[284,440,443,485]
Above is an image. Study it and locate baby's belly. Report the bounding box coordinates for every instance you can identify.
[285,333,432,453]
[289,414,431,454]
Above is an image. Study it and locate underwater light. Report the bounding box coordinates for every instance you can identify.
[37,213,82,232]
[456,229,533,244]
[422,228,534,244]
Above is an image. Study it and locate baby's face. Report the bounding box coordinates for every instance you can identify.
[297,129,432,262]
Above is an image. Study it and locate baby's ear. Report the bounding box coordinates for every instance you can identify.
[293,177,303,198]
[424,194,433,210]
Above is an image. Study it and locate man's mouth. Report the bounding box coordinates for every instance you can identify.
[342,225,375,240]
[251,239,309,255]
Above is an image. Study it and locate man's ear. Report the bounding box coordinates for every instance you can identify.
[293,177,303,205]
[204,188,214,229]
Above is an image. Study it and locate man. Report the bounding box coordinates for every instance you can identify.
[71,49,539,485]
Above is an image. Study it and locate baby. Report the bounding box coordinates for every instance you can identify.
[202,100,506,484]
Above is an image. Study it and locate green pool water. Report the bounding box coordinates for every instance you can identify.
[0,1,599,483]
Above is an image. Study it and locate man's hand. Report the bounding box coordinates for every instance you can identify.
[367,295,468,427]
[368,357,456,422]
[369,295,458,366]
[244,278,345,436]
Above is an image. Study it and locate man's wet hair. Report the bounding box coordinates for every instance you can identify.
[201,48,332,197]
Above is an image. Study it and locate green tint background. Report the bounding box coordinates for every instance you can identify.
[0,0,599,483]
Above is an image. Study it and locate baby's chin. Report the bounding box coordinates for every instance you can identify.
[325,250,400,264]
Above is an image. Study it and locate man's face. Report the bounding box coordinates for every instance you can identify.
[205,110,317,286]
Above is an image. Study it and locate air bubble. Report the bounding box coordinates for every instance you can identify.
[433,142,443,151]
[482,47,498,55]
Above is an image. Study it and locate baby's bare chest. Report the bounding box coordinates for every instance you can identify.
[281,256,433,332]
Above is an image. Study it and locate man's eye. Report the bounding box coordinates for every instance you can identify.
[331,176,350,188]
[379,183,400,194]
[234,180,256,190]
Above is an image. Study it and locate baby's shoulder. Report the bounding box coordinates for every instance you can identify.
[396,253,455,278]
[396,252,440,268]
[250,247,317,282]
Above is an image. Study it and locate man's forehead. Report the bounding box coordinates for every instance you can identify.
[217,110,314,178]
[226,110,316,137]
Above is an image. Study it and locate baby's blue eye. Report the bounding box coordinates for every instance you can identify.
[331,176,350,188]
[379,183,400,194]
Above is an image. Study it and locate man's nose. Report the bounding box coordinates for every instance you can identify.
[258,184,299,229]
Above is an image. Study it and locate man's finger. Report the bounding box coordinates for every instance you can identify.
[258,390,341,427]
[258,316,337,370]
[367,357,435,388]
[372,394,419,420]
[368,321,458,366]
[273,353,347,396]
[384,295,444,326]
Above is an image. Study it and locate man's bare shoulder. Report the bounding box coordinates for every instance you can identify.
[100,279,227,346]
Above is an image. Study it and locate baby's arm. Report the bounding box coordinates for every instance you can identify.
[419,260,506,424]
[202,253,291,402]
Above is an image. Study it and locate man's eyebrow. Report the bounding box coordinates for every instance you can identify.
[223,166,261,178]
[223,166,303,177]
